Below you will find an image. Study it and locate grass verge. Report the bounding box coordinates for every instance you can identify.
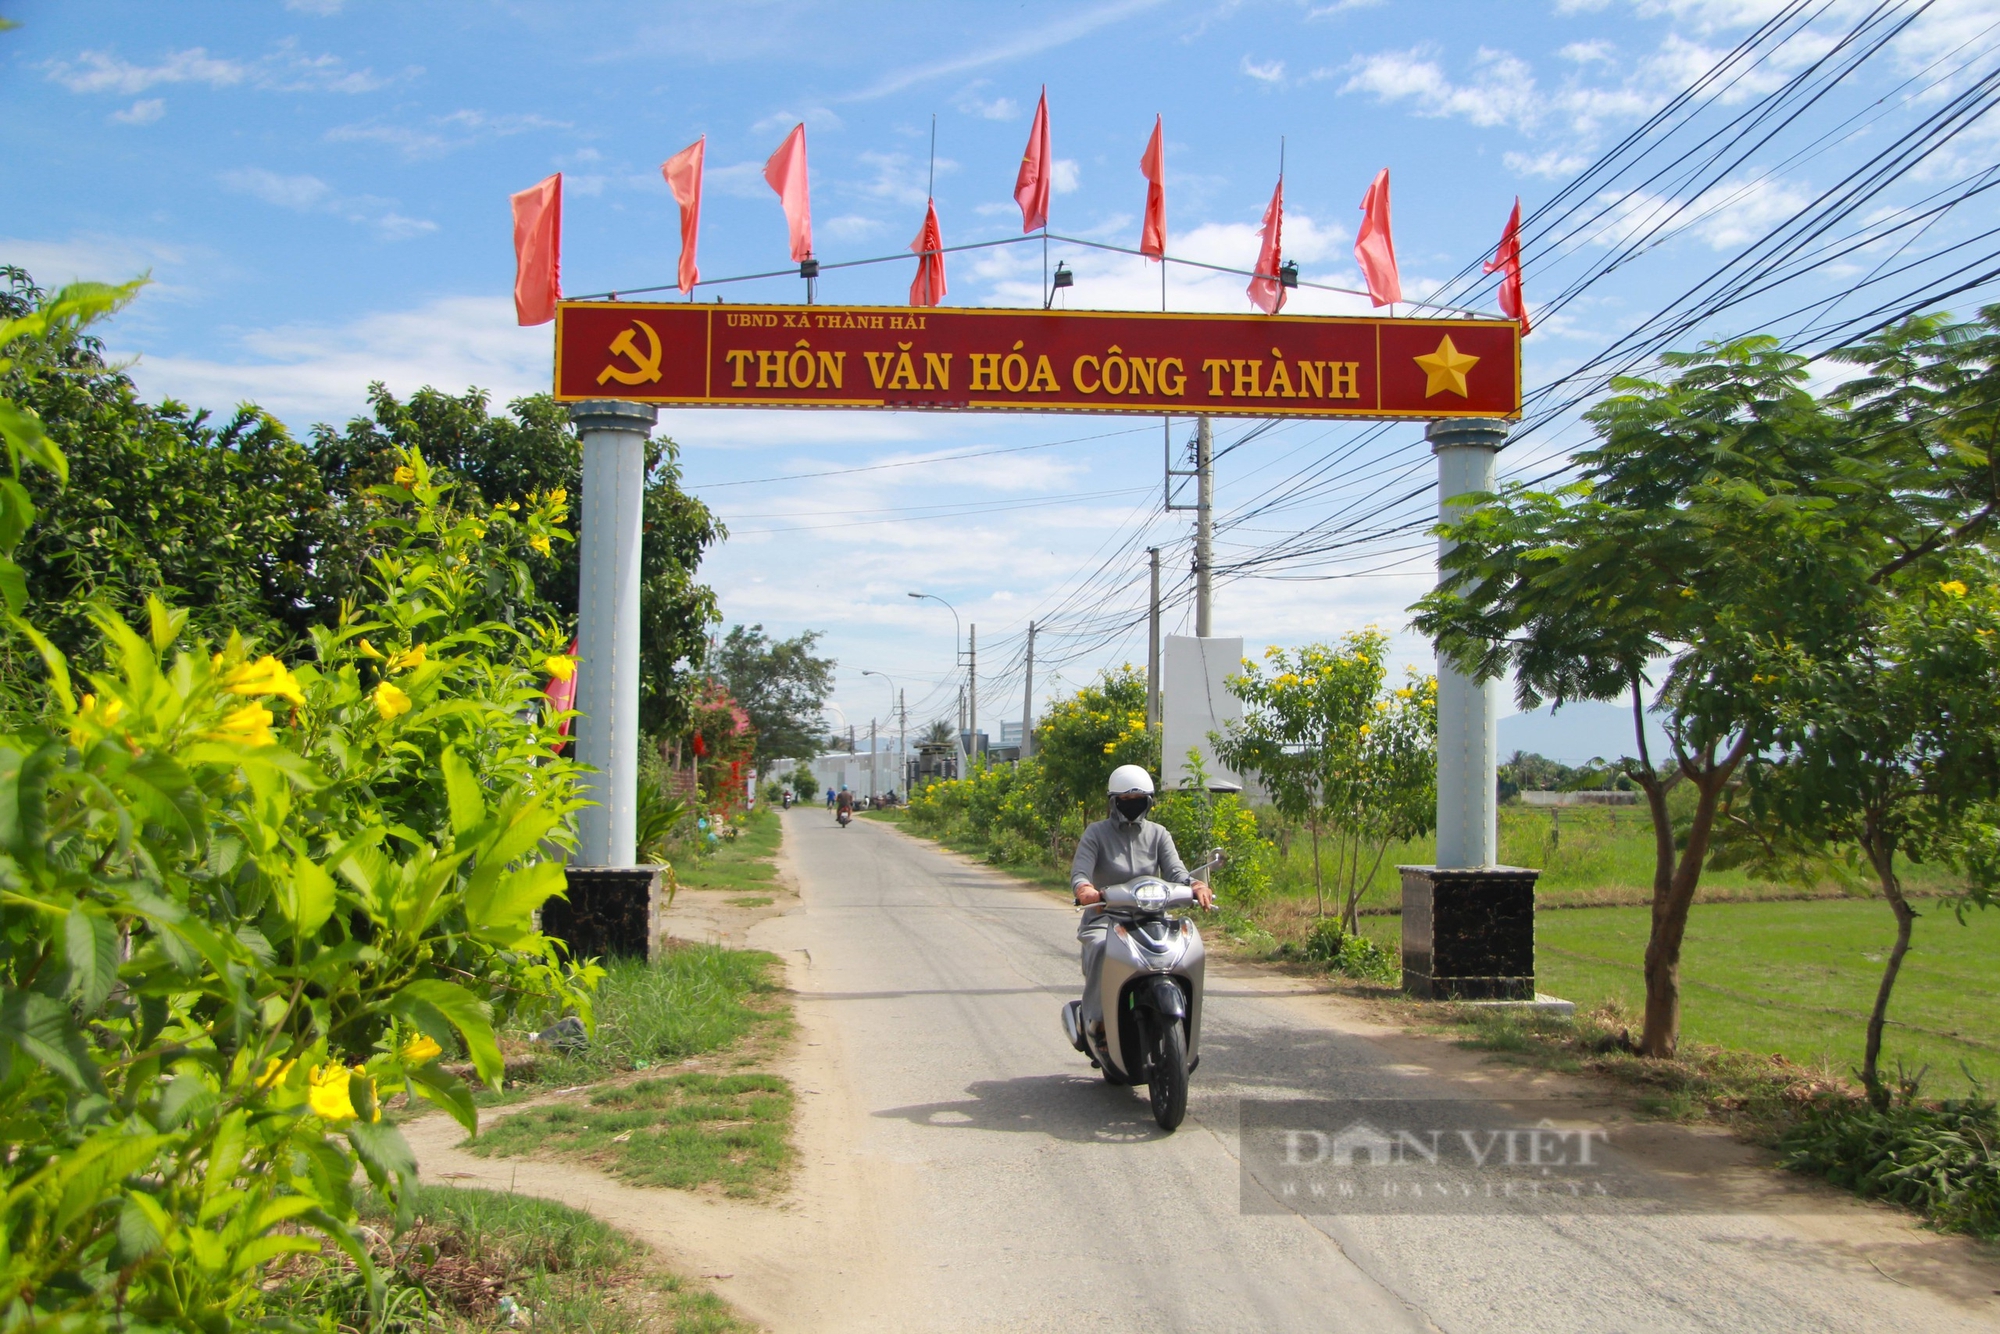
[676,807,783,893]
[261,1185,751,1333]
[502,944,792,1090]
[466,1073,793,1198]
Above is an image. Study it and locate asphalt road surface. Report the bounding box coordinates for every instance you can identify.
[747,807,1998,1333]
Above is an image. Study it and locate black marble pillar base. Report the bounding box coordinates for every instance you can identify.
[542,866,662,962]
[1398,865,1541,1000]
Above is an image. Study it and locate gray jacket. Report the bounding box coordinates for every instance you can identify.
[1071,815,1191,897]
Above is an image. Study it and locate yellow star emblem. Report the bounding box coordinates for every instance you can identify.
[1413,334,1480,398]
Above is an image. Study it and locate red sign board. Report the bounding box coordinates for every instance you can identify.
[554,302,1519,420]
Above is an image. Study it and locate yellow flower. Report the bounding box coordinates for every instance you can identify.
[373,680,412,721]
[357,638,385,660]
[208,703,276,747]
[386,643,427,672]
[400,1034,443,1064]
[1358,724,1371,736]
[529,534,553,557]
[543,655,576,681]
[1102,742,1116,754]
[1680,587,1696,599]
[69,693,127,747]
[307,1063,357,1121]
[1939,580,1968,598]
[392,465,417,486]
[222,655,305,706]
[548,487,567,505]
[256,1056,296,1089]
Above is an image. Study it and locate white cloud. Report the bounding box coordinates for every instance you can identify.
[1241,56,1286,84]
[324,111,568,160]
[218,168,435,240]
[109,98,165,125]
[43,41,393,97]
[750,106,844,135]
[1338,45,1539,129]
[285,0,345,12]
[1505,149,1592,179]
[0,234,190,291]
[841,0,1165,101]
[120,295,550,425]
[220,168,333,211]
[45,48,247,95]
[853,151,957,207]
[954,87,1020,120]
[1560,40,1616,64]
[1051,159,1081,194]
[822,215,885,242]
[1588,171,1816,252]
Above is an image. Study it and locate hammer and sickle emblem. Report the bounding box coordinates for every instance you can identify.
[596,318,663,386]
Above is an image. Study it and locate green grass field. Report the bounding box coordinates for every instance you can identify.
[1532,899,2000,1097]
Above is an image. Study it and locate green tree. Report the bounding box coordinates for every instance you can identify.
[1731,572,2000,1105]
[1217,633,1436,930]
[709,623,836,778]
[1,267,332,670]
[1030,665,1157,817]
[1414,326,2000,1058]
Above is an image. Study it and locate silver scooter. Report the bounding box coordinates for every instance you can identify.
[1062,851,1222,1132]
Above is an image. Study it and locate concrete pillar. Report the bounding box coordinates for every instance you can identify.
[570,399,655,868]
[1426,417,1508,870]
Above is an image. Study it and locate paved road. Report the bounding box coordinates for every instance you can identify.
[750,808,1998,1333]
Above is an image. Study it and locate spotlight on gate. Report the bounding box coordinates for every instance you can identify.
[1052,262,1074,292]
[1279,260,1299,290]
[799,257,820,279]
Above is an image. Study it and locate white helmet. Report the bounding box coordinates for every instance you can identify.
[1106,764,1155,796]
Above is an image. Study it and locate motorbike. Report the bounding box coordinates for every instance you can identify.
[1062,851,1222,1132]
[836,806,852,827]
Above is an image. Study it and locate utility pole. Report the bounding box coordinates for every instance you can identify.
[1146,547,1162,728]
[869,717,878,800]
[1021,621,1035,758]
[968,624,978,764]
[899,689,908,795]
[1195,414,1213,637]
[958,685,966,736]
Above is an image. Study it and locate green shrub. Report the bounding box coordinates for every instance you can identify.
[0,281,597,1328]
[1778,1088,2000,1238]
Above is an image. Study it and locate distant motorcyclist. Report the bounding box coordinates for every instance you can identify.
[836,786,855,817]
[826,785,837,811]
[1071,765,1211,1042]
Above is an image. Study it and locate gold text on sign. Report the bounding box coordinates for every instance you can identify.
[597,319,664,385]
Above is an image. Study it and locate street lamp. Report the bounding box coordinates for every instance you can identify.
[860,668,899,801]
[907,589,966,757]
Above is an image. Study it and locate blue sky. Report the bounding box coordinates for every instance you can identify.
[6,0,1996,751]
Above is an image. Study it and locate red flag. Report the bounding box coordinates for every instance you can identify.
[1139,115,1166,260]
[764,123,814,261]
[909,199,947,308]
[662,137,704,295]
[1484,197,1530,334]
[1247,176,1285,314]
[510,173,561,326]
[1354,168,1402,308]
[1014,87,1052,234]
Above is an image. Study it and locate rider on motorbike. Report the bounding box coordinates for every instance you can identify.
[1071,765,1212,1044]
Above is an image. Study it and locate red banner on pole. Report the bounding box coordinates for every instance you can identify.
[554,302,1519,420]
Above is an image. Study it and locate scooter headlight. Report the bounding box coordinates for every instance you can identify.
[1133,881,1169,908]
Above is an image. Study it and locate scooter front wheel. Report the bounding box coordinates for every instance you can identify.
[1148,1015,1188,1131]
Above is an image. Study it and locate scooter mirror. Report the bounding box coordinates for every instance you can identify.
[1208,848,1228,869]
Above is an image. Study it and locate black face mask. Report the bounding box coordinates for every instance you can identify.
[1114,794,1152,822]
